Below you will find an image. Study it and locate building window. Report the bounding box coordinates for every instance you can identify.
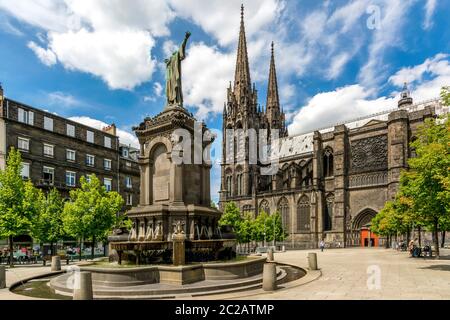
[66,171,76,187]
[323,148,334,177]
[259,200,270,215]
[67,124,75,137]
[66,149,76,162]
[297,196,311,232]
[85,174,92,184]
[104,178,112,192]
[126,161,132,167]
[125,176,132,188]
[42,167,54,186]
[86,154,95,167]
[242,205,253,215]
[278,198,290,232]
[44,116,54,131]
[226,175,232,196]
[126,193,133,206]
[18,137,30,152]
[21,162,30,179]
[43,144,54,158]
[122,148,129,158]
[104,136,112,148]
[86,130,94,143]
[324,194,334,231]
[18,108,34,125]
[104,159,112,170]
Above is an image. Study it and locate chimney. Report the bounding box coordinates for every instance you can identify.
[102,123,117,136]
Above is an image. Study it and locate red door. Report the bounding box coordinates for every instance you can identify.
[360,228,379,247]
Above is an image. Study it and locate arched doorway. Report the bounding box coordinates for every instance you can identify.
[350,209,378,247]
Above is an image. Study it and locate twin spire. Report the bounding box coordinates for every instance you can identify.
[233,5,281,120]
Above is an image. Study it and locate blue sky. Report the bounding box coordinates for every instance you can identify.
[0,0,449,202]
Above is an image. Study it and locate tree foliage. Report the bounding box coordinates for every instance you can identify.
[218,202,288,245]
[31,188,65,246]
[0,148,43,266]
[63,174,124,258]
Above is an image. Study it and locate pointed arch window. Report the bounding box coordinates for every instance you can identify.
[259,199,270,215]
[323,148,334,177]
[297,196,311,232]
[277,197,290,232]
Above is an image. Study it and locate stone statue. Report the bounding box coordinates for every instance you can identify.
[165,31,191,107]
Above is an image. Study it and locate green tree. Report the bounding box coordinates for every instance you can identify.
[265,212,288,244]
[400,114,449,258]
[63,175,124,260]
[0,148,40,267]
[31,188,65,258]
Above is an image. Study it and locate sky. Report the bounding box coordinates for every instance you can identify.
[0,0,449,203]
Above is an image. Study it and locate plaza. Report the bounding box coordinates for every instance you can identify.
[2,247,450,300]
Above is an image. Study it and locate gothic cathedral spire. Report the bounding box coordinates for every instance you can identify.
[233,4,252,106]
[266,42,280,124]
[266,42,287,136]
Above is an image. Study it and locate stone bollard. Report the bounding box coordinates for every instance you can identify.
[73,272,93,300]
[308,252,318,270]
[262,262,277,291]
[267,248,274,262]
[51,256,61,272]
[0,266,5,289]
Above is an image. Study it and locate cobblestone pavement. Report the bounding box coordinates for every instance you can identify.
[1,248,450,300]
[227,247,450,300]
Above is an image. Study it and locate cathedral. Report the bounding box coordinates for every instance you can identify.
[218,6,448,248]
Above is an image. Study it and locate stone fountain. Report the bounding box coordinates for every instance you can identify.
[108,31,235,266]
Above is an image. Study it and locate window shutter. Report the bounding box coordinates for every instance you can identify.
[28,111,34,125]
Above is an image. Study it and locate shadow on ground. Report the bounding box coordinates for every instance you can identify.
[420,264,450,271]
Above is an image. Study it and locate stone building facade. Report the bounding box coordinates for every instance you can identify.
[218,8,449,248]
[0,85,140,212]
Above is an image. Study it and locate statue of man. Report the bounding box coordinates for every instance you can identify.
[165,31,191,106]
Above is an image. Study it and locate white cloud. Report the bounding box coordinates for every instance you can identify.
[289,53,449,136]
[388,53,449,86]
[327,53,351,80]
[389,53,450,101]
[358,0,414,88]
[288,84,395,135]
[69,116,139,148]
[153,82,163,97]
[0,12,24,36]
[49,28,156,90]
[0,0,174,90]
[169,0,282,47]
[183,43,235,119]
[423,0,437,30]
[143,82,164,102]
[27,41,57,66]
[47,91,80,107]
[163,40,178,57]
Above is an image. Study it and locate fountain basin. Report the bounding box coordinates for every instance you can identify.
[51,256,266,290]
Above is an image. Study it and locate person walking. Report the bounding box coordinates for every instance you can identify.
[320,240,325,252]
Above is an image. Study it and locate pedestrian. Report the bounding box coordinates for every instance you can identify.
[320,240,325,252]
